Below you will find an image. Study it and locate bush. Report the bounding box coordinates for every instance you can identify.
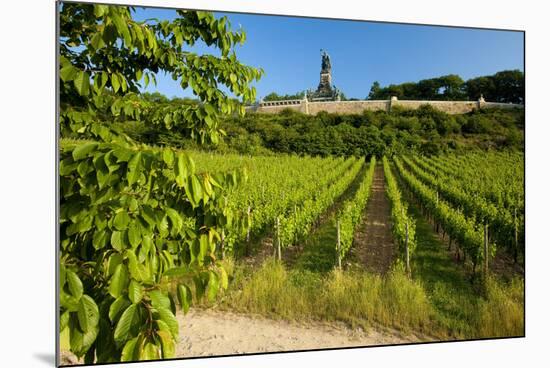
[463,114,492,134]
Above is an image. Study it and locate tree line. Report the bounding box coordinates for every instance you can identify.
[367,70,524,104]
[258,70,523,104]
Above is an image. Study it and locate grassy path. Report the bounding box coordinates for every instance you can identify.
[406,202,481,338]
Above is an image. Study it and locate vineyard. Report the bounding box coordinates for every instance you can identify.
[194,150,525,342]
[184,149,524,278]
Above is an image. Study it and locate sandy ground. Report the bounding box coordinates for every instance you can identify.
[60,309,422,364]
[175,309,419,358]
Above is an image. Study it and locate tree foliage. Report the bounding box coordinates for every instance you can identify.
[59,3,262,363]
[465,70,524,104]
[368,70,524,103]
[263,91,305,101]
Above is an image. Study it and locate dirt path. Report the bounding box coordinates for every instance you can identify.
[351,164,395,273]
[175,309,420,358]
[59,308,419,365]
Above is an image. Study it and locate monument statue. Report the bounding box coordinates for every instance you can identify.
[321,49,331,73]
[308,49,340,101]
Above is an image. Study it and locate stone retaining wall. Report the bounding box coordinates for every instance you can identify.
[246,97,523,115]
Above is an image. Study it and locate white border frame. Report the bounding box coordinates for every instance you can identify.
[1,1,548,367]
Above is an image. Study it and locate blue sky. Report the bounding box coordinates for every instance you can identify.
[133,7,524,100]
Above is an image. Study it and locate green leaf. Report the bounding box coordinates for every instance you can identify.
[193,274,206,300]
[144,73,150,88]
[156,319,170,333]
[60,290,80,312]
[60,65,78,82]
[96,169,110,190]
[128,280,143,304]
[204,103,216,116]
[70,318,98,357]
[140,206,157,227]
[174,153,187,187]
[149,290,171,311]
[92,230,109,250]
[114,304,140,345]
[111,230,127,252]
[60,310,70,331]
[199,234,209,261]
[157,330,175,358]
[100,72,109,89]
[165,208,183,233]
[138,235,152,262]
[111,73,120,93]
[126,250,151,282]
[91,32,106,50]
[113,211,131,231]
[206,270,219,302]
[163,266,191,278]
[219,267,228,289]
[107,253,124,276]
[121,336,139,362]
[163,113,172,126]
[176,284,192,314]
[109,296,131,323]
[112,12,132,46]
[158,215,169,238]
[204,115,214,128]
[119,73,128,92]
[77,295,99,333]
[73,70,90,96]
[66,270,83,300]
[127,152,142,185]
[128,222,142,248]
[93,4,108,17]
[108,264,129,298]
[190,175,202,205]
[162,149,174,166]
[72,142,98,161]
[141,342,160,360]
[157,307,178,340]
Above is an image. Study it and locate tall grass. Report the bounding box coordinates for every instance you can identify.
[477,276,524,338]
[216,259,523,340]
[224,259,435,334]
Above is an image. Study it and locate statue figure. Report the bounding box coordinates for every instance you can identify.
[320,49,331,73]
[310,49,340,101]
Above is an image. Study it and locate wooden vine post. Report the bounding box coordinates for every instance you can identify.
[294,204,298,245]
[435,191,439,233]
[278,218,282,261]
[405,220,410,277]
[514,207,518,263]
[336,220,342,269]
[483,222,489,278]
[245,205,251,256]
